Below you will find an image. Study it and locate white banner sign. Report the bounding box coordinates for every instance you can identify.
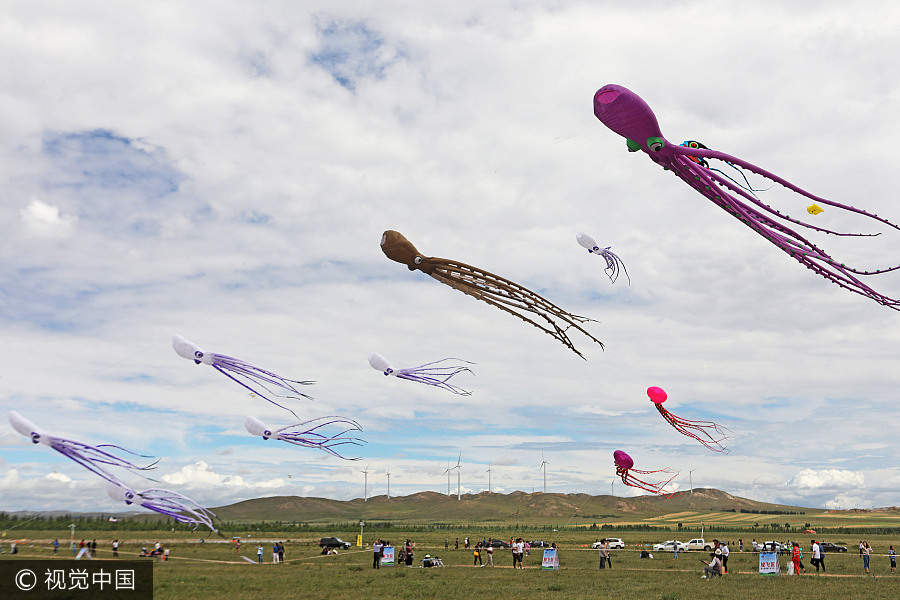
[381,546,395,566]
[759,551,778,575]
[541,548,559,570]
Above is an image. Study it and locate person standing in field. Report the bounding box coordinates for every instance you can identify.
[278,542,285,564]
[473,543,482,567]
[464,536,469,549]
[720,541,729,573]
[372,539,383,569]
[863,542,872,574]
[272,541,279,563]
[486,543,494,567]
[739,538,743,552]
[256,545,263,563]
[455,538,459,550]
[810,540,822,573]
[791,542,804,575]
[888,546,896,573]
[444,538,449,550]
[52,539,59,554]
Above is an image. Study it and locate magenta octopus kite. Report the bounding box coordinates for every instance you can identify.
[613,450,678,496]
[593,84,900,309]
[647,387,728,453]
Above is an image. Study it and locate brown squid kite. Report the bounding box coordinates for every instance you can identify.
[380,231,604,358]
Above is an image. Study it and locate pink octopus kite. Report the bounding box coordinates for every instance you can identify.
[648,386,729,453]
[614,450,678,496]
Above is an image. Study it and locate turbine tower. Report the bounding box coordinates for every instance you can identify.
[486,463,492,493]
[538,450,549,494]
[454,452,462,501]
[362,465,370,501]
[443,462,453,496]
[386,468,391,500]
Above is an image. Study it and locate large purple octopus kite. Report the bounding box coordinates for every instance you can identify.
[593,84,900,309]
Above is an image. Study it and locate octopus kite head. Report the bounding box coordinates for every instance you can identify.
[172,335,212,365]
[576,233,601,253]
[647,386,668,405]
[613,449,634,470]
[368,353,394,376]
[380,230,429,272]
[244,416,274,439]
[593,84,673,163]
[106,483,136,505]
[8,411,50,446]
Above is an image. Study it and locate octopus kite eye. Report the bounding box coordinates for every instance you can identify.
[30,433,40,444]
[263,430,272,439]
[194,351,203,359]
[647,137,665,152]
[384,368,393,375]
[626,138,641,152]
[413,256,423,265]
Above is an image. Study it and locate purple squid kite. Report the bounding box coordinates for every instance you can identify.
[576,233,630,284]
[368,353,474,395]
[8,411,158,485]
[106,482,217,533]
[173,335,313,418]
[244,415,365,460]
[593,84,900,309]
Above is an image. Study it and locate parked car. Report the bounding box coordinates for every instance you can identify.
[653,540,688,552]
[756,541,788,553]
[592,538,624,550]
[319,537,351,550]
[486,539,510,548]
[819,542,847,553]
[684,539,712,552]
[529,540,551,548]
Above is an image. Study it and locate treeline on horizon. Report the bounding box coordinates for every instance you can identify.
[3,513,900,536]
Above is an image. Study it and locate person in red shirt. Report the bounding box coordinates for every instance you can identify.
[791,543,805,575]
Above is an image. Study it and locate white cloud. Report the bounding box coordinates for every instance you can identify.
[825,493,872,510]
[161,461,284,491]
[19,200,74,236]
[45,471,72,483]
[790,469,864,490]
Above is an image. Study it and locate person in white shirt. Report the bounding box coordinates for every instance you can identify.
[721,542,730,573]
[373,540,383,569]
[486,544,494,567]
[811,540,823,572]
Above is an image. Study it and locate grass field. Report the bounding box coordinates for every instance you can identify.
[4,528,900,599]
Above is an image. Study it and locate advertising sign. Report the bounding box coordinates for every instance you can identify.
[541,548,559,570]
[381,546,395,567]
[759,551,779,575]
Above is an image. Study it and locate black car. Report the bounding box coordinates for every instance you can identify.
[529,540,551,548]
[819,542,847,553]
[319,537,351,549]
[486,539,510,548]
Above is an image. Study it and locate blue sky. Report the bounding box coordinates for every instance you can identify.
[1,1,900,512]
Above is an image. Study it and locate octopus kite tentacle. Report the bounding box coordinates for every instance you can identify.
[647,387,729,453]
[8,411,158,486]
[173,335,314,418]
[613,450,678,497]
[380,231,604,358]
[576,233,630,284]
[593,84,900,310]
[244,415,365,460]
[107,482,217,533]
[368,353,474,395]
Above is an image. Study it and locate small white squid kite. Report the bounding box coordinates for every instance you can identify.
[368,353,474,395]
[244,415,365,460]
[576,233,630,284]
[8,411,158,486]
[173,335,313,417]
[106,482,217,533]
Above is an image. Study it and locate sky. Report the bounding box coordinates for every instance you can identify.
[1,1,899,513]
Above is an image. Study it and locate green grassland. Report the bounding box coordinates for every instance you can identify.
[4,527,900,599]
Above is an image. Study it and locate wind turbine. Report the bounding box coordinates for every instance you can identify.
[538,450,549,494]
[385,468,391,500]
[689,469,696,495]
[443,462,453,496]
[362,465,370,501]
[454,452,462,500]
[486,463,492,493]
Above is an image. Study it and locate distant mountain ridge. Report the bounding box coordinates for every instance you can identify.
[208,488,817,522]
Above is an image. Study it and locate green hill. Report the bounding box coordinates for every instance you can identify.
[210,488,826,525]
